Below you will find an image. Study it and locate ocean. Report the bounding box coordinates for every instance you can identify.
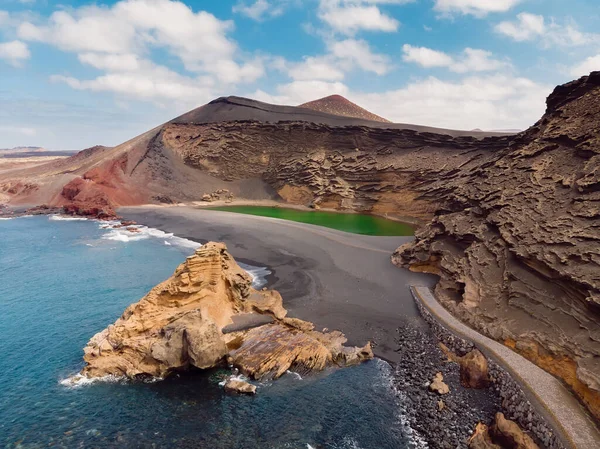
[0,216,416,449]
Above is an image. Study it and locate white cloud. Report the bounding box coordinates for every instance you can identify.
[233,0,285,21]
[402,45,508,73]
[570,55,600,77]
[317,0,413,35]
[434,0,523,17]
[496,13,600,47]
[78,53,142,72]
[495,13,545,41]
[288,56,346,81]
[354,74,550,130]
[17,0,263,84]
[0,40,30,67]
[16,0,268,104]
[402,44,453,68]
[282,38,391,82]
[329,38,391,75]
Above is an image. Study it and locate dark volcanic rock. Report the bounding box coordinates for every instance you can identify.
[394,72,600,421]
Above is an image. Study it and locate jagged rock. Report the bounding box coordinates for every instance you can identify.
[396,72,600,421]
[82,242,372,380]
[440,343,490,389]
[429,372,450,395]
[224,378,256,395]
[469,423,502,449]
[490,413,540,449]
[469,414,540,449]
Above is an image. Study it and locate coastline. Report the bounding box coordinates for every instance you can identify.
[4,206,588,448]
[118,205,437,363]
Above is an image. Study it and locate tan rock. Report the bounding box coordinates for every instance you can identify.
[429,372,450,395]
[440,344,490,389]
[469,423,502,449]
[490,413,540,449]
[82,241,372,381]
[224,378,256,395]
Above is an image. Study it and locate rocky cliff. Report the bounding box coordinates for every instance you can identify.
[83,242,372,379]
[394,72,600,421]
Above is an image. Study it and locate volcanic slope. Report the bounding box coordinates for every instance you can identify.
[0,95,511,218]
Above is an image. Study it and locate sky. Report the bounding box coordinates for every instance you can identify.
[0,0,599,149]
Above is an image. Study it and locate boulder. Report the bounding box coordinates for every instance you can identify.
[469,423,502,449]
[429,372,450,395]
[490,413,540,449]
[440,343,490,389]
[224,378,256,395]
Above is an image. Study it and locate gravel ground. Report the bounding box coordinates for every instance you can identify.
[393,318,501,449]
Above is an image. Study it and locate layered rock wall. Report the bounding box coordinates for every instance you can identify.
[395,72,600,421]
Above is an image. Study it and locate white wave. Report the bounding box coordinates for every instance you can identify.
[99,222,202,251]
[373,358,429,449]
[49,215,88,221]
[218,373,251,387]
[239,262,271,289]
[286,370,303,380]
[59,373,126,389]
[0,215,33,220]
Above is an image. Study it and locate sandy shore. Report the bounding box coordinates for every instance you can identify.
[119,205,437,362]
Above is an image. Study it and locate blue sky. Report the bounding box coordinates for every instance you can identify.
[0,0,599,149]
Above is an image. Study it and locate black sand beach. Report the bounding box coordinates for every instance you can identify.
[119,205,438,362]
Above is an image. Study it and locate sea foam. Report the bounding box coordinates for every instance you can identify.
[49,215,88,221]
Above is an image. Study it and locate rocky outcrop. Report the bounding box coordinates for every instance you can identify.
[469,413,541,449]
[440,343,490,389]
[223,378,256,395]
[83,242,372,380]
[395,72,600,421]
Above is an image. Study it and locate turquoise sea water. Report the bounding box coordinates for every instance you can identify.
[0,216,413,449]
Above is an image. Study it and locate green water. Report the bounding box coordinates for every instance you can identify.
[207,206,414,236]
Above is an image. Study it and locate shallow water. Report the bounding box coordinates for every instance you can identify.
[206,206,415,236]
[0,216,415,449]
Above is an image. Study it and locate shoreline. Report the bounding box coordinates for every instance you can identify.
[118,204,437,363]
[4,206,585,448]
[410,286,600,449]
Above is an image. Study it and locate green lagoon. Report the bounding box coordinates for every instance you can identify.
[207,206,415,236]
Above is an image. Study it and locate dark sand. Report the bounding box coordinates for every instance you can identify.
[119,206,438,362]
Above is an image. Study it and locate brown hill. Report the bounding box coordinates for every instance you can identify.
[299,94,391,123]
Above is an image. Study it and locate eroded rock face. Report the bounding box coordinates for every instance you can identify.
[469,414,541,449]
[490,413,541,449]
[395,72,600,420]
[82,242,372,380]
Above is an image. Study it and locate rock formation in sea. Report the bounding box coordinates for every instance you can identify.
[82,242,373,379]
